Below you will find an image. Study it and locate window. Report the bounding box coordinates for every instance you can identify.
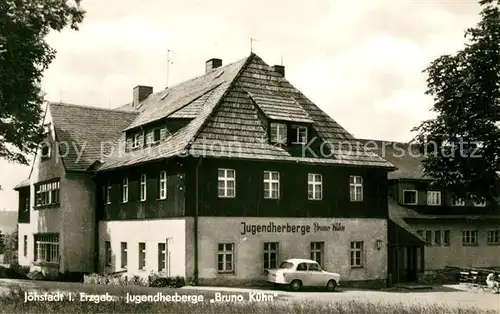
[349,176,363,202]
[292,126,308,144]
[296,262,307,271]
[417,230,423,237]
[462,230,478,246]
[159,171,167,200]
[453,197,465,206]
[350,241,363,268]
[23,235,27,257]
[444,230,451,246]
[270,123,287,144]
[139,174,147,201]
[218,169,235,198]
[104,181,112,204]
[120,242,127,268]
[105,241,111,266]
[425,230,432,245]
[34,234,59,263]
[487,230,499,245]
[153,129,161,143]
[24,196,30,212]
[139,242,146,270]
[41,144,51,160]
[308,173,322,200]
[132,133,142,148]
[263,171,280,199]
[158,242,167,272]
[403,190,418,205]
[308,263,321,271]
[434,230,441,246]
[310,242,324,267]
[263,242,279,270]
[121,178,128,203]
[217,243,234,273]
[35,181,60,207]
[473,199,486,207]
[427,191,441,206]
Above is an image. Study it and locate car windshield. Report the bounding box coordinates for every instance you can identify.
[279,262,294,269]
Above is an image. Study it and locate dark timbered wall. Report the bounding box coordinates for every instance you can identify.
[97,159,185,220]
[185,158,389,219]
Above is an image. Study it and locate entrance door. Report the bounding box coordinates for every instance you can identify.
[405,247,417,282]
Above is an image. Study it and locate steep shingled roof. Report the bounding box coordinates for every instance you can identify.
[99,53,394,171]
[49,103,138,171]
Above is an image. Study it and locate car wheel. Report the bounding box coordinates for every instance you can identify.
[290,280,302,291]
[326,280,337,292]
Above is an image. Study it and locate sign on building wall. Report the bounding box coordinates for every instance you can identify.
[240,221,346,236]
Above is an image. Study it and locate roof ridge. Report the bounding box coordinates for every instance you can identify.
[50,102,139,114]
[158,55,251,93]
[358,138,413,145]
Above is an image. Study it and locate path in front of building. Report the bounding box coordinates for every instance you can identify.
[181,284,500,311]
[0,279,498,311]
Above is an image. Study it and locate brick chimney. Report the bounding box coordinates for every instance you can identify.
[133,85,153,107]
[273,65,285,77]
[206,58,222,73]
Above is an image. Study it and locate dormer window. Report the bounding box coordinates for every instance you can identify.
[41,143,51,160]
[292,126,308,144]
[132,133,142,148]
[153,129,161,143]
[270,123,287,144]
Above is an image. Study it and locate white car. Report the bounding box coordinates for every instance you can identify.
[267,258,340,291]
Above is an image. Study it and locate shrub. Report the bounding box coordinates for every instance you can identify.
[0,265,28,279]
[148,274,185,288]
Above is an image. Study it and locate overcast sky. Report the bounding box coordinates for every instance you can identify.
[0,0,481,211]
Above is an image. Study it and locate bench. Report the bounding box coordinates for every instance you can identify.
[458,270,498,293]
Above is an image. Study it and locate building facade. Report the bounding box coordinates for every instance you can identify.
[13,53,423,287]
[363,139,500,282]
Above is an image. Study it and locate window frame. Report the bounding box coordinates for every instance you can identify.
[23,235,27,257]
[349,175,363,202]
[120,242,128,269]
[487,229,499,245]
[34,233,59,264]
[105,241,112,266]
[291,125,308,144]
[452,197,465,207]
[217,243,235,273]
[132,133,142,148]
[263,242,279,270]
[310,241,324,267]
[104,181,112,205]
[139,174,147,201]
[427,191,441,206]
[402,190,418,205]
[263,171,280,199]
[350,241,364,268]
[308,173,323,200]
[153,129,161,143]
[462,230,478,246]
[473,199,487,207]
[270,122,287,144]
[35,180,60,208]
[159,171,167,200]
[218,168,236,198]
[158,242,167,273]
[121,177,128,203]
[138,242,146,270]
[443,230,451,246]
[434,230,442,246]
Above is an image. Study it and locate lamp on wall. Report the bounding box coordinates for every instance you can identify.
[376,240,383,250]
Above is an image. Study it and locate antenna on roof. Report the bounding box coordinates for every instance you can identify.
[166,48,174,89]
[250,38,256,53]
[108,100,111,109]
[280,54,283,66]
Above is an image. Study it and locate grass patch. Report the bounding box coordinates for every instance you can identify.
[0,287,496,314]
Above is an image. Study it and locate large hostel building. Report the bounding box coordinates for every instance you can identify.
[13,53,433,287]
